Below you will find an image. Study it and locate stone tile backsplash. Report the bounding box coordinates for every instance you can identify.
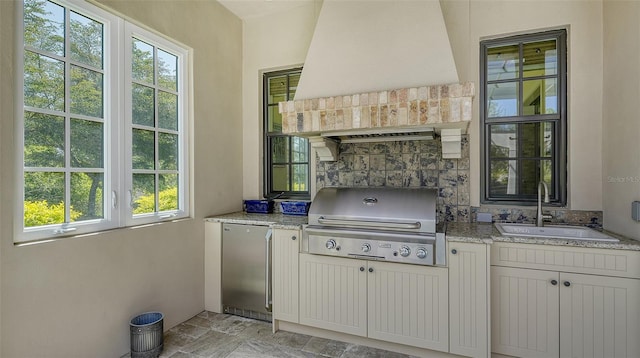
[316,136,470,223]
[315,134,603,228]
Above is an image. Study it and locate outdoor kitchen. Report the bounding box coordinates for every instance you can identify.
[1,0,639,357]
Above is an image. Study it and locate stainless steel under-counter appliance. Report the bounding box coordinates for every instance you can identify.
[303,187,446,266]
[222,223,272,321]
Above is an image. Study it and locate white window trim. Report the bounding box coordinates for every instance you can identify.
[15,0,191,243]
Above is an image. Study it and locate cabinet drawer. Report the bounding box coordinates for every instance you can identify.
[491,242,640,279]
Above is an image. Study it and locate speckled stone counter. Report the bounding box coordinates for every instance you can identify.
[446,222,640,251]
[205,212,307,230]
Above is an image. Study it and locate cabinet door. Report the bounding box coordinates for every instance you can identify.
[367,261,449,352]
[449,243,489,358]
[559,273,640,358]
[272,229,300,323]
[491,266,560,358]
[299,254,367,336]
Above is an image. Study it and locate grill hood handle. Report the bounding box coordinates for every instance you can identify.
[317,216,421,230]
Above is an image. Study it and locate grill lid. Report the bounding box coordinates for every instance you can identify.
[308,187,437,234]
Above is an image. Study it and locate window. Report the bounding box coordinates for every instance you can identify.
[125,25,189,226]
[18,0,190,242]
[480,30,566,205]
[263,68,310,199]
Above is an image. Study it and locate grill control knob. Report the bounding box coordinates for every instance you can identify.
[325,239,337,250]
[416,248,428,259]
[361,243,371,253]
[399,245,411,257]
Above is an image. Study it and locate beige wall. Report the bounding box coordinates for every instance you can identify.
[244,0,604,211]
[602,0,640,239]
[0,0,243,356]
[443,0,604,210]
[242,2,321,200]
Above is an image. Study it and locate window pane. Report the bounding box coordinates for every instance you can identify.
[158,91,178,130]
[272,164,289,191]
[487,81,518,118]
[132,83,154,127]
[489,124,516,159]
[268,76,286,104]
[288,73,300,99]
[292,164,308,192]
[70,11,103,69]
[24,171,65,227]
[272,137,289,163]
[268,105,282,133]
[158,49,177,91]
[71,172,103,221]
[70,65,103,118]
[523,78,557,115]
[487,44,519,81]
[523,39,557,77]
[489,159,552,197]
[159,174,178,211]
[490,159,516,196]
[292,136,308,163]
[132,39,154,84]
[71,118,103,168]
[159,133,178,170]
[24,111,64,167]
[132,129,155,170]
[24,51,65,112]
[490,122,554,159]
[132,174,155,214]
[23,0,65,56]
[520,122,554,158]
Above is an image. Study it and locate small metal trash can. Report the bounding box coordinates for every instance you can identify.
[130,312,164,358]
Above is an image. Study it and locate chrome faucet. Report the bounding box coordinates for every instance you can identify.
[536,181,552,226]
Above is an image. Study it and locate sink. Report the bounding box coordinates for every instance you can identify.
[495,223,619,242]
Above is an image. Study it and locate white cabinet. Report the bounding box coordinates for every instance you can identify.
[448,242,490,358]
[272,228,300,323]
[299,253,449,352]
[559,273,640,358]
[367,261,449,352]
[491,266,560,358]
[491,243,640,358]
[204,221,223,313]
[299,253,368,336]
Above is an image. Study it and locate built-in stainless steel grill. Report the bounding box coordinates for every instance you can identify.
[303,187,446,266]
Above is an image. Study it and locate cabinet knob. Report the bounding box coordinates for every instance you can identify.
[360,267,365,272]
[550,280,558,286]
[563,281,571,287]
[451,249,457,255]
[368,267,374,273]
[291,235,296,241]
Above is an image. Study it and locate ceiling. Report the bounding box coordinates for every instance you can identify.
[217,0,316,20]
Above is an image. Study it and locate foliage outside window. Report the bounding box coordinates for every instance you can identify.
[480,30,567,205]
[263,68,310,199]
[19,0,190,242]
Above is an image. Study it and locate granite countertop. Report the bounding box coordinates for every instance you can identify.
[446,222,640,251]
[206,213,640,251]
[205,212,307,230]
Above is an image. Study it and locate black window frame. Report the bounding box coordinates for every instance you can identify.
[480,29,567,206]
[263,67,310,200]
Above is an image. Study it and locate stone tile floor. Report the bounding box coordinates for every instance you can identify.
[127,311,417,358]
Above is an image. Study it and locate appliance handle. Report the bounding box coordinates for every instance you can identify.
[317,216,421,230]
[265,228,273,312]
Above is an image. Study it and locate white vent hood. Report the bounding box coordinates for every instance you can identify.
[294,0,459,100]
[281,0,473,161]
